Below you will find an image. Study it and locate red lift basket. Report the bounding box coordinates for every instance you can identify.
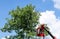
[36,24,45,37]
[36,24,56,39]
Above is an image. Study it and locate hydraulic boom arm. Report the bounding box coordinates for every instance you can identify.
[44,28,56,39]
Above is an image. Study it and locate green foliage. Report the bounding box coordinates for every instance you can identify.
[1,4,40,39]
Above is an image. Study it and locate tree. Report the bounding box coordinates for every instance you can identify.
[1,4,40,39]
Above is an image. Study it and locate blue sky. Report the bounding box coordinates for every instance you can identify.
[0,0,60,39]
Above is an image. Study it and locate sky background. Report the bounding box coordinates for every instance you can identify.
[0,0,60,39]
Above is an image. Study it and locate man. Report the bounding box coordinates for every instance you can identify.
[36,24,56,39]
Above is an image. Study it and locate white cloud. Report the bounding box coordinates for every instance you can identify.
[39,10,60,39]
[1,38,6,39]
[53,0,60,9]
[6,36,10,38]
